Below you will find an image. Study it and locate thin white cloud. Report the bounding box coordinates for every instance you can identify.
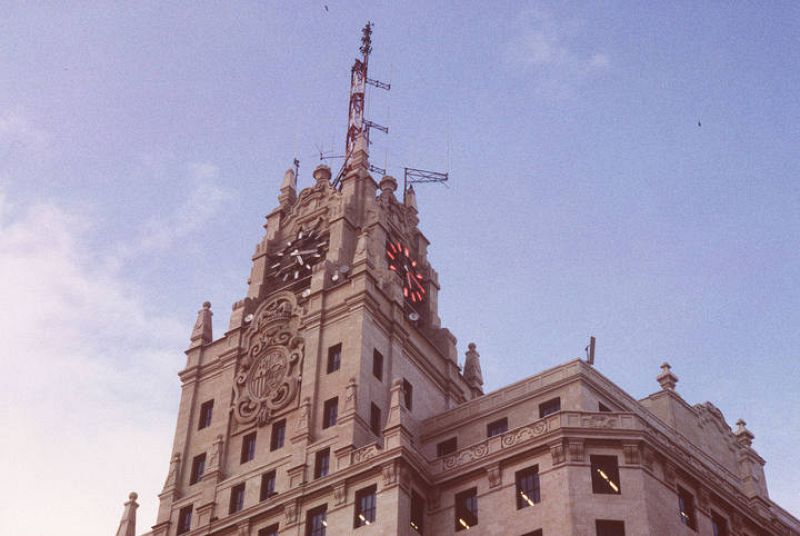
[0,191,186,535]
[505,7,610,98]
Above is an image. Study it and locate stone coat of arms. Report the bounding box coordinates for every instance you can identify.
[233,292,304,426]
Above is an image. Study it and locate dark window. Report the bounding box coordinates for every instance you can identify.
[678,487,697,530]
[189,453,206,485]
[354,484,377,528]
[373,349,383,380]
[260,470,277,501]
[454,488,478,531]
[538,397,561,418]
[229,482,245,514]
[370,403,382,435]
[327,343,342,373]
[258,524,279,536]
[270,419,286,451]
[596,520,625,536]
[522,531,543,536]
[314,448,330,479]
[410,491,424,534]
[177,505,193,534]
[241,432,257,463]
[516,466,541,509]
[437,437,457,457]
[198,399,214,429]
[403,379,413,411]
[591,455,621,494]
[306,504,327,536]
[712,512,728,536]
[598,402,611,412]
[323,397,338,428]
[487,417,508,438]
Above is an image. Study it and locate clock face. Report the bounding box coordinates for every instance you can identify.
[269,227,328,284]
[386,239,426,304]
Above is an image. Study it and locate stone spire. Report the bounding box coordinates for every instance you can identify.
[278,167,297,207]
[463,343,484,394]
[404,184,418,211]
[114,492,139,536]
[657,362,679,391]
[189,301,213,348]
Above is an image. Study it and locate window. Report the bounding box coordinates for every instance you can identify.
[323,397,338,428]
[410,491,424,534]
[598,402,611,412]
[258,524,279,536]
[241,432,257,463]
[516,466,541,509]
[260,470,277,501]
[198,399,214,429]
[229,482,245,514]
[436,437,457,457]
[454,488,478,531]
[522,531,543,536]
[270,419,286,451]
[373,349,383,380]
[327,343,341,373]
[591,455,621,494]
[354,484,377,528]
[177,505,193,535]
[189,453,206,485]
[678,487,697,530]
[712,512,728,536]
[403,379,413,411]
[487,417,508,438]
[538,397,561,418]
[314,448,330,479]
[370,403,382,435]
[306,504,327,536]
[596,520,625,536]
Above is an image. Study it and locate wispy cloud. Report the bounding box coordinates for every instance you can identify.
[0,182,219,534]
[505,7,610,98]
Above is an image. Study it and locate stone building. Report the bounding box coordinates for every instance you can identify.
[117,27,800,536]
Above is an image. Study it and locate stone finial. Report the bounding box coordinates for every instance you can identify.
[404,185,418,211]
[463,342,484,390]
[279,167,297,206]
[313,164,332,185]
[735,418,754,448]
[163,452,181,490]
[379,175,398,201]
[656,362,679,391]
[114,491,139,536]
[280,168,297,190]
[190,301,213,347]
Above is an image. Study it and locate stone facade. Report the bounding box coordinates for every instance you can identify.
[124,31,800,536]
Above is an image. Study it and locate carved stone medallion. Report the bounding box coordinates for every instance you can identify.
[233,292,304,426]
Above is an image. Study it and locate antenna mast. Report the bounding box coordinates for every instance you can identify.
[333,22,391,187]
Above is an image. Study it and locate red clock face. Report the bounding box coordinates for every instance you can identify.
[386,240,426,304]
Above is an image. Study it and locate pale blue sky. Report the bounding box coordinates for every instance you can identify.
[1,2,798,534]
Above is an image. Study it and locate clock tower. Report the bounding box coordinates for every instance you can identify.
[150,24,482,536]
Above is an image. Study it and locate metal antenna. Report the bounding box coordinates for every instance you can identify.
[585,336,596,365]
[403,167,449,193]
[333,22,391,188]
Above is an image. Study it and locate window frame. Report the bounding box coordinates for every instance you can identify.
[538,397,561,418]
[257,524,279,536]
[305,504,328,536]
[596,519,625,536]
[678,486,697,530]
[326,343,342,374]
[314,448,331,479]
[711,511,729,536]
[591,455,621,495]
[240,431,257,464]
[486,417,508,438]
[177,505,193,535]
[229,482,246,514]
[260,470,277,501]
[189,452,206,485]
[454,487,478,531]
[322,397,338,429]
[270,419,286,451]
[515,465,541,509]
[370,403,382,435]
[373,349,383,380]
[403,379,413,411]
[354,484,377,528]
[436,437,458,457]
[198,399,214,430]
[410,491,425,534]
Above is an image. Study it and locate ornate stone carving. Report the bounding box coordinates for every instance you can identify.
[568,439,584,462]
[550,442,566,465]
[442,441,489,470]
[487,464,502,488]
[333,483,347,505]
[623,443,641,465]
[352,443,381,464]
[284,500,298,525]
[208,434,223,469]
[500,420,548,448]
[581,414,619,428]
[233,293,303,426]
[382,461,398,486]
